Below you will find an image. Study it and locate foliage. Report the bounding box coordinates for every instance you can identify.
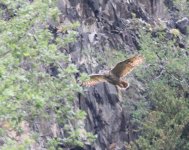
[170,28,180,37]
[0,0,94,149]
[128,28,189,150]
[173,0,189,17]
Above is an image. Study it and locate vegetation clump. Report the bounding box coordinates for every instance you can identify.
[0,0,94,149]
[128,24,189,150]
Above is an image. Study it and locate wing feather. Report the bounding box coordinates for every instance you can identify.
[82,74,107,87]
[111,55,143,78]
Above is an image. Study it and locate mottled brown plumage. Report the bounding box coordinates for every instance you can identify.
[82,54,144,89]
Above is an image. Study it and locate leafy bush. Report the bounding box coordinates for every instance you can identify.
[128,28,189,150]
[170,28,180,37]
[0,0,94,149]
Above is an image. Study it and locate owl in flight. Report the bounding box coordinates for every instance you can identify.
[82,54,144,89]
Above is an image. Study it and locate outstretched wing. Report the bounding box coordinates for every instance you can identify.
[110,54,144,78]
[82,74,107,87]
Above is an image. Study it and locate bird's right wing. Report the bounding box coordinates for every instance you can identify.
[110,55,144,78]
[82,74,107,87]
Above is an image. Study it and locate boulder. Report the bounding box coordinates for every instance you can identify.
[176,17,189,34]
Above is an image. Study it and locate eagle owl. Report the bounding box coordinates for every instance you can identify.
[82,54,144,89]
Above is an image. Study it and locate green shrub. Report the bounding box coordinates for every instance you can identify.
[129,28,189,150]
[0,0,94,149]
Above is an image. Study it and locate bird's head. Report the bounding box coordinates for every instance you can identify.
[128,54,144,67]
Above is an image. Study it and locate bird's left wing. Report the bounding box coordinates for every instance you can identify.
[82,74,107,87]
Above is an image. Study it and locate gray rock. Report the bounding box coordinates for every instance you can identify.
[176,17,189,34]
[53,0,182,149]
[80,83,128,149]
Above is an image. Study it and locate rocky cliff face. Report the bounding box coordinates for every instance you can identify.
[55,0,188,149]
[0,0,188,149]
